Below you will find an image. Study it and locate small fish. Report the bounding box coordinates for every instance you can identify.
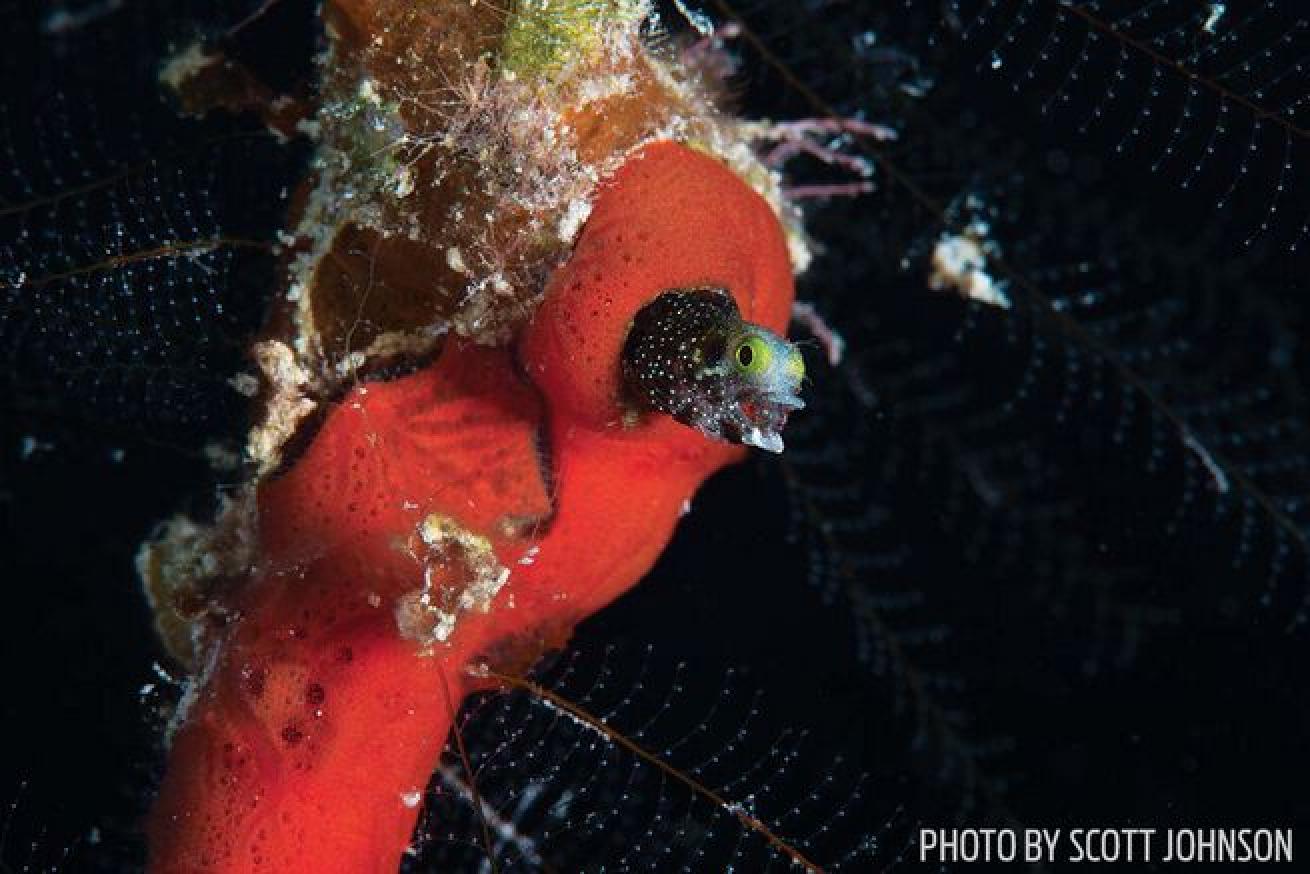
[623,288,805,452]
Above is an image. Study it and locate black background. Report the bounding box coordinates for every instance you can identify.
[2,1,1309,871]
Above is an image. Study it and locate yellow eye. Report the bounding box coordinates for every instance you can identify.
[734,335,772,375]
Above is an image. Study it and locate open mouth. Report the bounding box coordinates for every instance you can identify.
[725,390,806,454]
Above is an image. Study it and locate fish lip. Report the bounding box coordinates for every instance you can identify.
[741,426,785,454]
[765,391,805,411]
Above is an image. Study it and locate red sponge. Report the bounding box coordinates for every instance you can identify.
[147,142,795,873]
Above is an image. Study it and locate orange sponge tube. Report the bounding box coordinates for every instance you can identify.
[146,142,795,873]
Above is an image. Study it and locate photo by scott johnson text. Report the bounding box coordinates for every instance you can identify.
[919,827,1294,864]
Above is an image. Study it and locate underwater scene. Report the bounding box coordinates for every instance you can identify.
[1,1,1307,871]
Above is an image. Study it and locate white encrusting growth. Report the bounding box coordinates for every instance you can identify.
[394,514,511,649]
[247,341,317,474]
[136,487,258,672]
[557,198,593,243]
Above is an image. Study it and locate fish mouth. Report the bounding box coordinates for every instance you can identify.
[726,390,806,454]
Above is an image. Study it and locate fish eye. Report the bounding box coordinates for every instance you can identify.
[734,335,772,375]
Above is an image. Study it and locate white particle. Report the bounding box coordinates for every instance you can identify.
[671,0,714,37]
[927,226,1011,310]
[229,372,260,397]
[19,436,53,459]
[1183,431,1230,494]
[1203,3,1225,34]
